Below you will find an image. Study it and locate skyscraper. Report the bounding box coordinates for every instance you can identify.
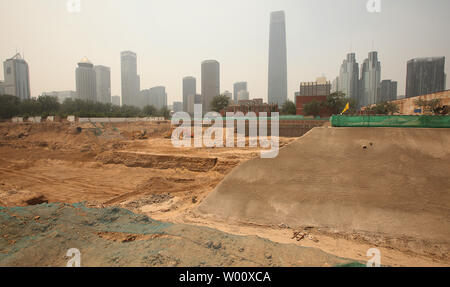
[405,57,446,98]
[360,51,381,106]
[378,80,397,102]
[183,76,196,112]
[339,53,359,102]
[2,53,30,100]
[94,65,111,104]
[141,86,168,110]
[237,90,250,102]
[121,51,140,107]
[233,82,247,102]
[76,57,96,101]
[201,60,220,113]
[268,11,287,107]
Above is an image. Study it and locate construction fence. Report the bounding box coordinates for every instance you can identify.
[331,115,450,128]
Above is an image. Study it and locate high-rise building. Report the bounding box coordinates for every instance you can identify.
[111,95,121,106]
[360,51,381,106]
[0,81,5,95]
[378,80,397,102]
[187,94,202,115]
[268,11,287,107]
[141,86,167,110]
[237,90,250,102]
[405,57,446,98]
[233,82,247,102]
[331,77,339,93]
[121,51,140,107]
[201,60,220,113]
[41,91,76,103]
[182,76,196,112]
[94,65,111,104]
[76,57,96,101]
[2,53,30,100]
[339,53,359,102]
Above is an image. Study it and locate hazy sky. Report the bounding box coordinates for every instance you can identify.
[1,0,449,104]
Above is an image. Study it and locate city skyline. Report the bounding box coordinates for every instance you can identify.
[1,0,450,104]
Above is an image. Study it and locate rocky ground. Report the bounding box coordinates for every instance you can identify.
[0,203,360,267]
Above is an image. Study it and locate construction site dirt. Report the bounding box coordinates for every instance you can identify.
[0,121,449,267]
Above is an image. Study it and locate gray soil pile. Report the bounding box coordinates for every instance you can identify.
[0,203,358,267]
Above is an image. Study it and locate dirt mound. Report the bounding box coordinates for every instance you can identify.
[0,203,359,267]
[96,151,218,172]
[198,127,450,259]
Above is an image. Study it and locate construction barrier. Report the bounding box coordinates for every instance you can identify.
[77,117,165,123]
[330,115,450,128]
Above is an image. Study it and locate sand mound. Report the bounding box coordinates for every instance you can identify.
[199,127,450,254]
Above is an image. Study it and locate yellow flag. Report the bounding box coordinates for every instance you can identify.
[341,102,350,115]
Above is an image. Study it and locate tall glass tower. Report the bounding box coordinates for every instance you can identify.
[201,60,220,114]
[183,76,196,112]
[121,51,140,107]
[76,57,97,102]
[268,11,287,107]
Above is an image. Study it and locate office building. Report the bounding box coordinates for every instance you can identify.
[339,53,359,102]
[268,11,288,106]
[94,65,111,104]
[360,51,381,106]
[2,53,30,100]
[76,57,96,101]
[121,51,140,107]
[406,57,446,98]
[183,76,196,112]
[233,82,247,102]
[378,80,397,102]
[141,86,167,110]
[201,60,220,113]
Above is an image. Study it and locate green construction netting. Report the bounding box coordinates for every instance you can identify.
[330,115,450,128]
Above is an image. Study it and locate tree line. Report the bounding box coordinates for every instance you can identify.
[0,95,170,120]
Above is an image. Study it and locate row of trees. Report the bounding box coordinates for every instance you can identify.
[365,101,399,115]
[414,98,448,115]
[0,95,170,120]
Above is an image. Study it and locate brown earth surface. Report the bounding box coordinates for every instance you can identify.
[0,121,449,266]
[198,127,450,264]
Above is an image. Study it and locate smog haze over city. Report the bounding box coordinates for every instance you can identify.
[0,0,449,103]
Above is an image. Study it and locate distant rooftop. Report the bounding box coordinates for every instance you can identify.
[79,56,92,64]
[408,57,445,62]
